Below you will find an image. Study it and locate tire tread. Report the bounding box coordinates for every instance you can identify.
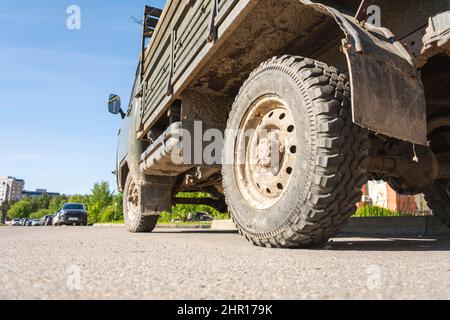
[223,55,369,248]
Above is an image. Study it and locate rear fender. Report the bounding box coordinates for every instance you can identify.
[300,0,428,145]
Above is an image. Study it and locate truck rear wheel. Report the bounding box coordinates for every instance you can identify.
[123,175,159,233]
[424,181,450,227]
[222,55,369,248]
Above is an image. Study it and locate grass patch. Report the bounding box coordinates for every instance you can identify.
[157,221,212,226]
[353,206,401,217]
[108,220,124,224]
[159,192,230,223]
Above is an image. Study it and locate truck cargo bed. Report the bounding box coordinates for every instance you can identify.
[140,0,250,137]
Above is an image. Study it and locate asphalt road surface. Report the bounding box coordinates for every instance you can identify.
[1,226,449,300]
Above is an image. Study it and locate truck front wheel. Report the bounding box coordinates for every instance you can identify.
[123,175,159,233]
[222,55,369,248]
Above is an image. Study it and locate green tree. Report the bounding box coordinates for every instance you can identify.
[37,194,51,211]
[0,200,13,223]
[113,193,123,219]
[26,194,52,213]
[30,209,52,219]
[69,194,87,204]
[49,195,68,213]
[87,202,101,224]
[7,200,33,219]
[91,182,113,210]
[99,204,122,223]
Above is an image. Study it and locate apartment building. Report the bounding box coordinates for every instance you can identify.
[0,176,25,204]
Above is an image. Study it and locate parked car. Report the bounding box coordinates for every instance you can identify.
[187,212,214,222]
[25,219,32,227]
[10,219,21,226]
[41,215,54,226]
[53,203,88,226]
[21,218,31,226]
[31,219,42,226]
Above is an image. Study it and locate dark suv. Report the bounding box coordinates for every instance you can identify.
[53,203,88,226]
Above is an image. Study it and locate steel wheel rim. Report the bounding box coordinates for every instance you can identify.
[235,95,298,210]
[127,179,139,221]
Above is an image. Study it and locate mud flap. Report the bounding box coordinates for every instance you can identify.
[300,0,428,145]
[343,20,428,146]
[141,176,173,216]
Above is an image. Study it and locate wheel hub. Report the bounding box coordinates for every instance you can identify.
[126,180,140,220]
[236,96,298,209]
[255,137,273,167]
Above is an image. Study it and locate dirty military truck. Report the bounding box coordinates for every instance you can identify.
[108,0,450,248]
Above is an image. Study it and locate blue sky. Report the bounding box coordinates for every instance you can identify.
[0,0,166,195]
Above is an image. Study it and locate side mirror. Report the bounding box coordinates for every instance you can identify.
[108,94,125,119]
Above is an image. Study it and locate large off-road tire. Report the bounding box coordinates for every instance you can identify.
[123,175,159,233]
[424,181,450,227]
[222,55,369,248]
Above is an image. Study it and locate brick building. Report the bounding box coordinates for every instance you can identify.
[361,180,430,214]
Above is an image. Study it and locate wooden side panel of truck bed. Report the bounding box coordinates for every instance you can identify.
[140,0,252,137]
